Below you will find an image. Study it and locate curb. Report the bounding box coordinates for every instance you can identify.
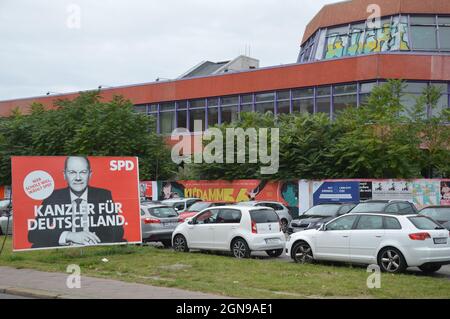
[0,285,81,299]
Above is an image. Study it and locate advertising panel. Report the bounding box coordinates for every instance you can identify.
[11,156,142,251]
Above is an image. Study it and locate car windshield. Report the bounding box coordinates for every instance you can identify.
[304,205,341,217]
[420,208,450,221]
[145,206,178,218]
[408,216,444,230]
[188,202,211,212]
[351,202,387,213]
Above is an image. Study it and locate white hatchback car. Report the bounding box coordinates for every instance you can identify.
[286,213,450,273]
[172,205,286,258]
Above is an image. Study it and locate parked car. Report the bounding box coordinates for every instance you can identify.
[161,198,202,213]
[172,205,286,258]
[178,201,231,222]
[0,199,12,235]
[419,206,450,230]
[288,203,356,234]
[141,203,181,247]
[237,201,292,233]
[349,200,418,215]
[286,213,450,273]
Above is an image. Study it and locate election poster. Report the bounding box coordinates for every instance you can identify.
[157,180,300,217]
[11,156,142,251]
[139,181,153,200]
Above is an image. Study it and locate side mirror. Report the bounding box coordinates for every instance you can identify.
[187,218,194,225]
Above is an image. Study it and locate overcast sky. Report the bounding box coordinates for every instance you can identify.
[0,0,338,101]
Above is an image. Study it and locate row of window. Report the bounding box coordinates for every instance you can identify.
[299,14,450,63]
[134,81,449,134]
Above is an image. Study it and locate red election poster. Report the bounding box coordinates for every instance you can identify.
[11,156,142,251]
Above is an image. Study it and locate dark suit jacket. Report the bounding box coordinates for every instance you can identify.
[28,186,125,248]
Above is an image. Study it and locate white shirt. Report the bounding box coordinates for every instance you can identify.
[59,189,89,245]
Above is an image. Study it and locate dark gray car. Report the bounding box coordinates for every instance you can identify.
[141,204,180,247]
[288,203,355,234]
[419,206,450,230]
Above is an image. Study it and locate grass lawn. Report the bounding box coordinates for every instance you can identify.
[0,237,449,298]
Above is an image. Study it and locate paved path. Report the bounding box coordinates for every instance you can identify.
[0,266,226,299]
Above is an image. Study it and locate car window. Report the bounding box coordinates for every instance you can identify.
[270,203,284,211]
[188,202,211,212]
[195,209,220,224]
[338,204,355,215]
[408,216,444,230]
[326,215,358,231]
[398,202,415,214]
[355,215,383,230]
[216,209,242,224]
[187,199,201,208]
[351,202,387,213]
[385,204,399,214]
[384,216,402,229]
[173,202,185,211]
[140,209,146,216]
[304,204,341,217]
[250,209,279,223]
[146,207,178,218]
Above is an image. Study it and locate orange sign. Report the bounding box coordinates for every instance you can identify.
[12,156,142,251]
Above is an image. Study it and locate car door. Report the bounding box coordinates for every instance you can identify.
[187,209,219,249]
[314,215,358,262]
[213,209,242,250]
[350,215,385,264]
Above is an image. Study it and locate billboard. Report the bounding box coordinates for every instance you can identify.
[11,156,142,251]
[157,180,299,217]
[312,181,360,205]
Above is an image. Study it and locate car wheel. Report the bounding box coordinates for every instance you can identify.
[280,219,288,233]
[266,249,284,258]
[232,238,251,259]
[378,247,407,274]
[161,240,172,248]
[291,241,314,264]
[173,235,189,252]
[418,264,442,274]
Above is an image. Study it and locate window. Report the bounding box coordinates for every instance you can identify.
[333,84,357,117]
[207,107,219,128]
[160,102,175,111]
[255,102,274,114]
[221,95,238,106]
[216,209,242,224]
[207,98,219,107]
[326,215,357,231]
[324,25,350,59]
[160,111,175,134]
[255,92,275,102]
[195,210,220,224]
[316,97,331,115]
[411,16,438,50]
[189,108,205,132]
[439,26,450,50]
[221,106,239,124]
[355,215,383,230]
[146,207,178,218]
[277,90,290,101]
[250,209,279,223]
[134,104,147,113]
[148,104,158,112]
[360,82,378,105]
[398,202,416,215]
[177,110,187,129]
[189,99,206,108]
[277,101,291,114]
[384,217,402,230]
[292,88,314,99]
[408,216,443,230]
[293,99,314,114]
[257,202,283,211]
[385,204,399,214]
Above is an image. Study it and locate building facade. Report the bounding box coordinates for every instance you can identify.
[1,0,449,136]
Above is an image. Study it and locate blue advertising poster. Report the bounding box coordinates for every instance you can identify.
[313,181,360,205]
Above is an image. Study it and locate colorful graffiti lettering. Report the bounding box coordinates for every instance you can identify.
[323,21,410,59]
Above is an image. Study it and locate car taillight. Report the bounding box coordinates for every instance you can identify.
[251,220,257,234]
[409,232,431,240]
[144,218,161,224]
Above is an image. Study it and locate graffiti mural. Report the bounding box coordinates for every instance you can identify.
[323,18,410,59]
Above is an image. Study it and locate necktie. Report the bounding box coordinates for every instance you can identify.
[74,198,83,232]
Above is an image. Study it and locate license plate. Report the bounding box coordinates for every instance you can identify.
[164,222,178,228]
[434,238,448,245]
[265,238,280,244]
